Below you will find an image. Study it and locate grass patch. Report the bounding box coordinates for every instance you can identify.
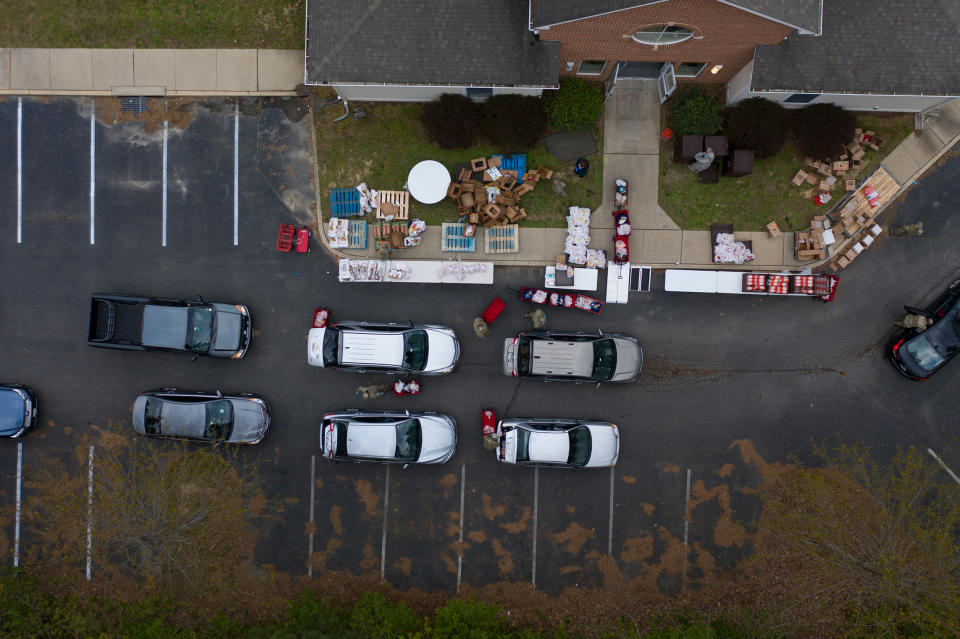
[314,99,603,228]
[0,1,304,48]
[658,113,913,231]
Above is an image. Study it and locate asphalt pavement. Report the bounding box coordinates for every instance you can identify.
[0,97,958,598]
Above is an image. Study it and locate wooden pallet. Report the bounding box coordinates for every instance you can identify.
[348,220,367,249]
[441,222,476,252]
[376,190,410,220]
[329,188,363,217]
[484,224,519,254]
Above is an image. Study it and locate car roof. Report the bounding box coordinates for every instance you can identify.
[529,339,594,377]
[527,431,570,463]
[340,331,404,366]
[346,422,398,458]
[159,401,208,438]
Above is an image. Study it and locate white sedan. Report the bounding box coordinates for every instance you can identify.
[308,321,459,375]
[495,418,620,468]
[321,410,457,464]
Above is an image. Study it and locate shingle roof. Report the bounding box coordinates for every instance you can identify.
[306,0,560,87]
[751,0,960,96]
[530,0,820,31]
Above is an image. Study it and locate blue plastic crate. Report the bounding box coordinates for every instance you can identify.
[491,153,526,179]
[329,188,363,217]
[441,223,476,252]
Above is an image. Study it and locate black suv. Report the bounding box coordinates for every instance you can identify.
[890,278,960,380]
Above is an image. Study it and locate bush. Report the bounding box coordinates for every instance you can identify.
[670,88,724,136]
[421,94,482,149]
[348,592,420,638]
[722,98,790,158]
[429,598,507,639]
[790,103,857,159]
[543,78,604,132]
[480,95,547,151]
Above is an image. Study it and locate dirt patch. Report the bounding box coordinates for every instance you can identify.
[560,565,581,575]
[565,505,575,514]
[688,481,748,548]
[304,521,316,536]
[445,521,460,538]
[715,463,735,478]
[595,554,624,588]
[620,533,654,563]
[92,97,197,133]
[311,538,342,572]
[548,522,595,555]
[729,439,793,482]
[354,479,380,517]
[393,557,412,576]
[329,505,343,535]
[491,539,514,578]
[499,506,531,535]
[656,526,688,576]
[662,465,680,474]
[468,530,487,543]
[438,473,457,499]
[441,552,457,574]
[359,543,378,572]
[621,475,637,484]
[448,540,469,556]
[693,542,717,576]
[640,502,655,516]
[481,493,506,520]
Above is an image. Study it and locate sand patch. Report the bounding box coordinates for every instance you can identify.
[621,475,637,484]
[468,530,487,543]
[619,533,654,563]
[393,557,412,576]
[500,506,530,534]
[549,522,595,555]
[715,463,735,478]
[329,505,343,535]
[481,493,506,520]
[640,502,655,516]
[354,479,380,517]
[438,473,457,499]
[491,539,514,577]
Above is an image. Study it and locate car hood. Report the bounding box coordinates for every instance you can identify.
[424,330,459,373]
[132,395,148,434]
[417,414,457,463]
[212,311,243,353]
[584,423,620,467]
[612,338,643,382]
[898,315,960,377]
[0,389,27,436]
[229,399,270,443]
[308,328,326,366]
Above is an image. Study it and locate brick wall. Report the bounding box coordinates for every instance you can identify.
[536,0,793,86]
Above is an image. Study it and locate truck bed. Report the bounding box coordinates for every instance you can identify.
[88,296,147,348]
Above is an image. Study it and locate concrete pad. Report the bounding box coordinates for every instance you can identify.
[92,49,134,90]
[899,131,947,168]
[600,154,676,230]
[604,80,660,155]
[881,147,922,185]
[173,50,217,91]
[543,229,569,261]
[50,49,93,90]
[134,50,176,88]
[643,229,682,263]
[217,50,258,91]
[680,230,712,264]
[11,49,50,90]
[0,49,9,88]
[923,111,960,149]
[744,232,784,267]
[518,228,551,260]
[258,49,304,91]
[627,230,644,263]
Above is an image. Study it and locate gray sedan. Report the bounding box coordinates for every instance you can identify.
[320,410,457,464]
[132,389,271,444]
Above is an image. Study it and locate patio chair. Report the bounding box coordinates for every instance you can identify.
[698,162,720,184]
[673,135,703,163]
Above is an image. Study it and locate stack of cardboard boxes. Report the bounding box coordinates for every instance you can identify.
[795,215,831,261]
[447,156,552,237]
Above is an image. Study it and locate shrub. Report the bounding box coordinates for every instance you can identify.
[723,98,790,158]
[348,592,420,638]
[670,88,724,136]
[429,598,507,639]
[543,78,604,132]
[421,94,482,149]
[480,95,547,151]
[790,103,857,159]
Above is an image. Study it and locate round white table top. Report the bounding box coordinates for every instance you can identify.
[407,160,451,204]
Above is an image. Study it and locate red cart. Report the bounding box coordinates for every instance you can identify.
[277,224,311,253]
[520,286,604,314]
[612,209,631,264]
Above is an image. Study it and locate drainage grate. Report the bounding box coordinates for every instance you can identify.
[120,97,149,114]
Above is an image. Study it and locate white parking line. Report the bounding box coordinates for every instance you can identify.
[233,102,239,246]
[13,442,22,567]
[89,106,96,245]
[928,448,960,485]
[531,465,539,587]
[608,466,615,556]
[162,120,168,247]
[16,98,22,244]
[380,464,390,581]
[456,463,465,593]
[682,468,691,591]
[85,445,94,580]
[307,454,316,577]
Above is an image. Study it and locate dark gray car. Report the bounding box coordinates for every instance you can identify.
[132,389,271,444]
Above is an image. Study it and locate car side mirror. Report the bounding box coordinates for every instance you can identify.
[216,389,223,398]
[197,295,205,304]
[403,464,410,469]
[192,353,199,362]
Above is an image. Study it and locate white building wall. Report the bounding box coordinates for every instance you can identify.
[725,60,754,105]
[331,84,547,102]
[732,89,954,113]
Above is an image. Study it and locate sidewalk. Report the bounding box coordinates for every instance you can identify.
[0,48,303,96]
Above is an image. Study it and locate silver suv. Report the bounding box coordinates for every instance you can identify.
[308,321,459,375]
[320,410,457,464]
[495,419,620,468]
[502,330,642,383]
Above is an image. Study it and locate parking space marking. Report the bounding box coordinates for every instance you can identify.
[307,454,316,577]
[13,442,22,567]
[16,98,22,243]
[928,448,960,485]
[86,445,94,580]
[456,463,465,593]
[89,106,96,245]
[531,466,539,586]
[682,468,691,590]
[233,102,239,246]
[380,464,390,581]
[608,466,615,556]
[162,121,168,247]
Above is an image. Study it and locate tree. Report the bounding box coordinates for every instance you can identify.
[757,443,960,637]
[420,94,482,148]
[790,103,856,159]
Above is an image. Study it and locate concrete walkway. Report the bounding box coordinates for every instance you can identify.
[0,48,303,95]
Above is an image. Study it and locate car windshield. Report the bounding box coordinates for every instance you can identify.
[515,428,531,462]
[185,307,214,352]
[904,335,945,372]
[203,400,234,441]
[143,397,163,435]
[0,391,25,433]
[516,337,531,375]
[592,339,617,380]
[394,419,422,461]
[402,330,428,370]
[567,428,592,466]
[322,327,340,366]
[334,421,349,457]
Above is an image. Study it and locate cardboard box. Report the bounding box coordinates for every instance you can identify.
[845,179,856,191]
[805,172,819,185]
[852,159,864,170]
[766,221,781,238]
[792,170,807,187]
[805,157,820,169]
[457,168,472,181]
[817,162,832,176]
[482,203,502,220]
[521,171,539,184]
[537,166,554,180]
[487,156,502,169]
[819,179,832,191]
[471,157,487,171]
[468,212,479,224]
[513,183,534,196]
[797,249,823,261]
[379,201,399,216]
[556,253,567,265]
[447,183,463,199]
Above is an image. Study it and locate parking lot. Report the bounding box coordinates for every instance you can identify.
[1,96,959,596]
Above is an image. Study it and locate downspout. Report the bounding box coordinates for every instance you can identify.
[333,96,350,122]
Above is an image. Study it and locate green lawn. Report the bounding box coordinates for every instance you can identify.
[658,114,914,231]
[0,1,304,48]
[315,100,603,227]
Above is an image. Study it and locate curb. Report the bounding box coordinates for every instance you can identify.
[0,90,299,97]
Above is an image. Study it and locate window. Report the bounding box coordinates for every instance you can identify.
[592,339,618,381]
[185,307,213,352]
[675,62,707,77]
[577,60,607,76]
[394,419,422,461]
[784,93,820,104]
[465,87,493,99]
[322,326,340,366]
[401,330,428,371]
[632,25,694,46]
[203,400,234,441]
[567,428,592,466]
